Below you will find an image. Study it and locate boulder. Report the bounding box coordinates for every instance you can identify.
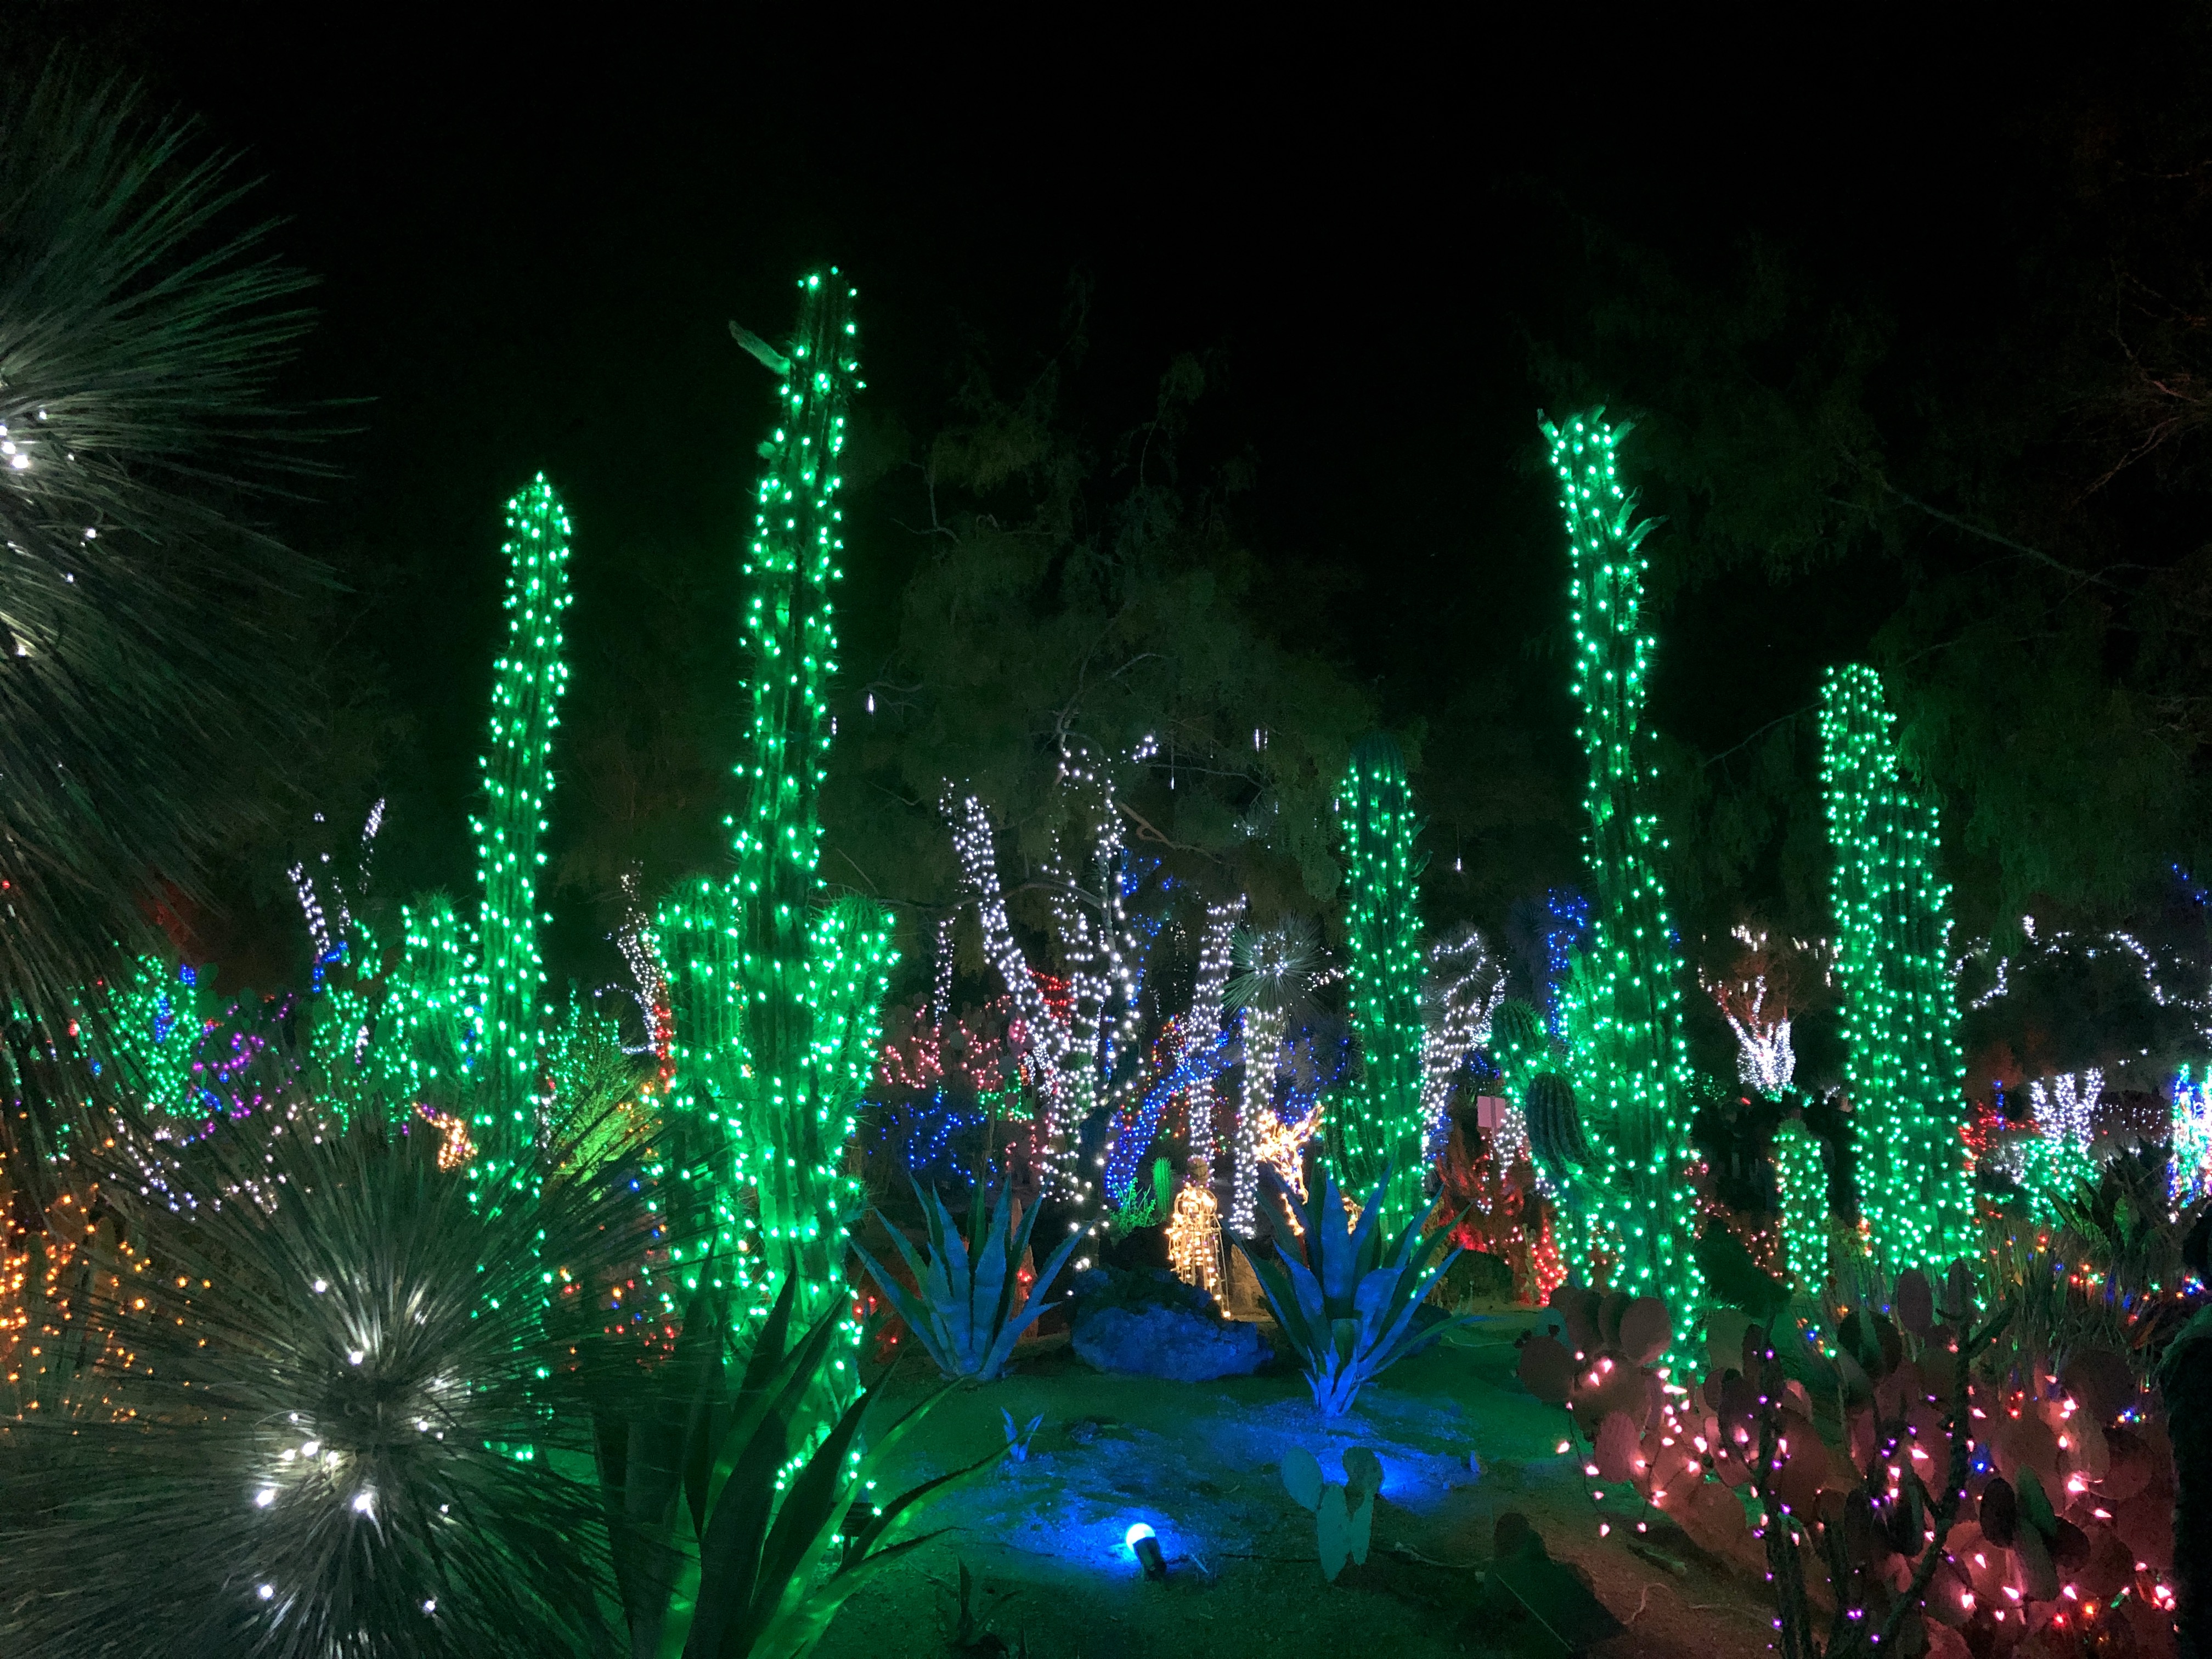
[1068,1267,1268,1381]
[1072,1301,1269,1382]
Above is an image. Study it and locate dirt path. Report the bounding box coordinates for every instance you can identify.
[819,1316,1782,1659]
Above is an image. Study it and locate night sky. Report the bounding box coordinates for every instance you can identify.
[7,6,2188,1003]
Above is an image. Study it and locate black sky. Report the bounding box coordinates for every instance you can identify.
[3,3,2176,975]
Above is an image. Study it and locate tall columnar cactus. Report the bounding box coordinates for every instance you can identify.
[470,476,572,1163]
[658,272,894,1334]
[355,480,571,1172]
[1329,732,1429,1236]
[1818,664,1974,1273]
[1772,1118,1829,1291]
[1543,411,1702,1312]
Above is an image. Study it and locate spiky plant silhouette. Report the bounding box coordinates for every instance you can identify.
[0,1107,662,1657]
[0,60,320,1217]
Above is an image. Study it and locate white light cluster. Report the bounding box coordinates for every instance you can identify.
[1419,925,1505,1155]
[947,738,1161,1228]
[2030,1068,2103,1154]
[1184,899,1243,1166]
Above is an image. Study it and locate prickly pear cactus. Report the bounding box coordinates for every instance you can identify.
[1283,1446,1382,1582]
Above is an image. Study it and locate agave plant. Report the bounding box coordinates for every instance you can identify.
[1233,1160,1469,1416]
[604,1272,1002,1659]
[851,1177,1083,1381]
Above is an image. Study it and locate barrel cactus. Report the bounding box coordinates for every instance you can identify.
[1525,1072,1592,1181]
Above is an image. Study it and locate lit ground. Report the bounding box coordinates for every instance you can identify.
[819,1313,1782,1659]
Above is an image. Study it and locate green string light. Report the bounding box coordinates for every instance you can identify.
[1543,410,1703,1313]
[1817,664,1974,1274]
[1327,733,1429,1235]
[1773,1118,1829,1291]
[656,272,894,1347]
[470,476,573,1166]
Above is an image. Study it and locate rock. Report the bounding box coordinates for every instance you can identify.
[1071,1301,1269,1382]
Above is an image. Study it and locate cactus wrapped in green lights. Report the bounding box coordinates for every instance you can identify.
[470,476,572,1161]
[1542,410,1703,1313]
[1818,664,1974,1273]
[657,272,894,1335]
[1327,732,1430,1237]
[361,480,572,1172]
[1773,1118,1830,1291]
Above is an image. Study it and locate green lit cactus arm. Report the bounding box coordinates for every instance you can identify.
[657,272,892,1335]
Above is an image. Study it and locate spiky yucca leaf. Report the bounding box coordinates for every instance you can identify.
[0,62,320,1203]
[611,1273,1004,1659]
[0,1105,663,1657]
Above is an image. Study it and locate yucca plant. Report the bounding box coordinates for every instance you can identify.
[605,1273,1001,1659]
[0,1104,656,1657]
[850,1176,1083,1381]
[1234,1160,1469,1416]
[0,61,321,1217]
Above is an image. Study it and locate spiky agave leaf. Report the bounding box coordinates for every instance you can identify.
[0,1104,666,1657]
[0,62,321,1195]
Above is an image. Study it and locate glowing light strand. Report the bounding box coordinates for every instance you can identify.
[1545,411,1702,1311]
[1818,663,1974,1274]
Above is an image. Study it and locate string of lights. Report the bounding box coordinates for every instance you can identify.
[1420,924,1505,1156]
[1544,411,1703,1313]
[1819,664,1976,1274]
[1328,733,1429,1235]
[470,476,573,1167]
[654,273,895,1350]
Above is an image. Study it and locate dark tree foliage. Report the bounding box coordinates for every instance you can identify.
[0,63,319,1209]
[1527,24,2212,955]
[815,341,1384,972]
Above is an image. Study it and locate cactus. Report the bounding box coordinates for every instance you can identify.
[1283,1446,1384,1581]
[1524,1072,1592,1181]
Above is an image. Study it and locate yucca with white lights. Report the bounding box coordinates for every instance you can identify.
[1543,411,1702,1313]
[0,1111,645,1657]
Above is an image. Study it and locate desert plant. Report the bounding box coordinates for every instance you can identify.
[0,1106,653,1657]
[1533,1252,2188,1659]
[1282,1444,1382,1581]
[1105,1155,1172,1234]
[600,1271,1001,1659]
[1001,1407,1043,1464]
[0,62,322,1218]
[850,1176,1082,1382]
[1233,1160,1468,1416]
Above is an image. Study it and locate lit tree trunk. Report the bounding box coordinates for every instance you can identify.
[1544,411,1702,1310]
[1818,664,1974,1274]
[1329,732,1428,1235]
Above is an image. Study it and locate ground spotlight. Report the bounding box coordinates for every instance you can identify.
[1125,1521,1168,1581]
